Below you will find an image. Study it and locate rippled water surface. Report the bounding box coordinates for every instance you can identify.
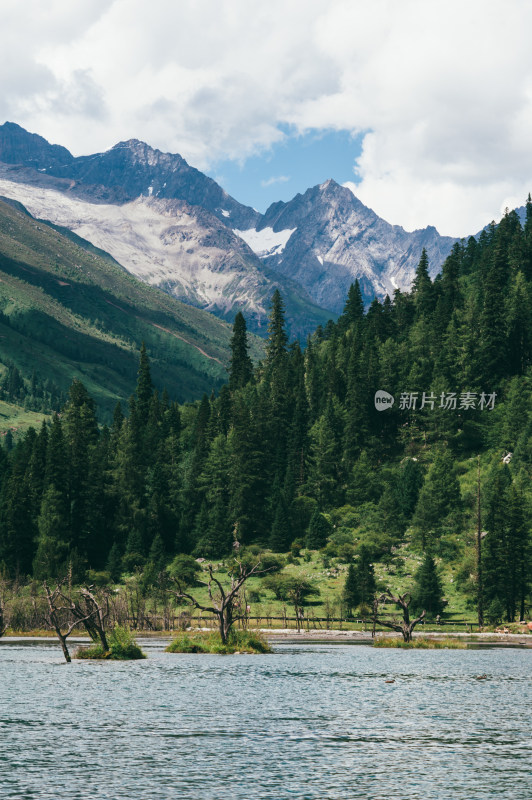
[1,638,531,799]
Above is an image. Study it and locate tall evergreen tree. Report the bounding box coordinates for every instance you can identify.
[413,448,461,550]
[340,280,365,331]
[412,248,434,319]
[356,545,376,607]
[411,554,444,617]
[266,289,288,369]
[342,564,359,614]
[229,312,253,391]
[305,509,331,550]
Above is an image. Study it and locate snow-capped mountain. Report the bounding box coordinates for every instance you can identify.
[235,179,457,312]
[0,122,457,334]
[0,124,331,338]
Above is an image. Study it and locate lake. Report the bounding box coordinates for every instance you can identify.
[1,638,530,799]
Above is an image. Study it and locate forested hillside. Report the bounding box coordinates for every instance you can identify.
[0,197,259,420]
[0,203,530,623]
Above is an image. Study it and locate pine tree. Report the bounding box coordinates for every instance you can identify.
[305,509,331,550]
[266,289,288,369]
[0,440,37,576]
[478,245,510,385]
[342,564,359,614]
[148,532,166,572]
[339,280,365,332]
[191,502,211,556]
[269,492,292,552]
[33,485,70,579]
[482,463,512,620]
[356,545,376,606]
[106,541,123,582]
[413,448,461,550]
[62,379,99,557]
[397,458,425,518]
[506,272,531,376]
[412,248,434,319]
[411,554,444,617]
[229,312,253,391]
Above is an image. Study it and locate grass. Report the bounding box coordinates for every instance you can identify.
[177,545,481,627]
[165,629,272,654]
[373,636,467,649]
[0,399,50,438]
[74,626,146,660]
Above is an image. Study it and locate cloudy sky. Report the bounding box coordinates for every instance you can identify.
[2,0,532,236]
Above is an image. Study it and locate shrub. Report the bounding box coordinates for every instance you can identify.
[290,539,304,558]
[236,551,285,574]
[85,570,111,587]
[373,636,466,649]
[167,554,202,586]
[75,626,146,660]
[166,629,271,654]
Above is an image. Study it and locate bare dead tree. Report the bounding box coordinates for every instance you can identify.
[64,586,111,651]
[42,581,93,663]
[373,589,426,643]
[168,560,270,644]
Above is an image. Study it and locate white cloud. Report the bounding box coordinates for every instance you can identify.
[261,175,290,187]
[2,0,532,234]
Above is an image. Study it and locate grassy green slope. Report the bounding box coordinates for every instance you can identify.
[0,198,263,418]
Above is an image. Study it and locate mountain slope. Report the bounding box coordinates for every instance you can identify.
[0,197,259,418]
[0,124,334,339]
[236,180,457,311]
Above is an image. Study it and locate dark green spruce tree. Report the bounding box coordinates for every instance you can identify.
[229,312,253,391]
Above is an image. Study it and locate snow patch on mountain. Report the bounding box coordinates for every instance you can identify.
[0,177,270,315]
[233,226,296,258]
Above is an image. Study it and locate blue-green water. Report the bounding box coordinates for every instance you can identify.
[1,638,530,800]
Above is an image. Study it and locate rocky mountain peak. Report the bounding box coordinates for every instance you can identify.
[0,121,73,171]
[110,138,187,171]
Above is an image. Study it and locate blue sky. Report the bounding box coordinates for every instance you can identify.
[207,128,365,212]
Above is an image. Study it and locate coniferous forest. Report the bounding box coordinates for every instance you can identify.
[0,204,531,625]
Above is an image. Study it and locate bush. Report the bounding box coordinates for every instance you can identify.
[373,636,466,649]
[236,551,285,574]
[337,543,355,563]
[262,575,319,605]
[167,554,202,586]
[86,570,111,587]
[290,539,304,558]
[165,629,272,654]
[75,626,146,660]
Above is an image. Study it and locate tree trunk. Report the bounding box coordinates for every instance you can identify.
[218,612,227,645]
[56,630,71,663]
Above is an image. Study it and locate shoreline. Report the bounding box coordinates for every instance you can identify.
[263,628,532,647]
[2,628,531,648]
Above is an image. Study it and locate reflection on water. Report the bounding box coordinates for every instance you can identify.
[1,639,531,799]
